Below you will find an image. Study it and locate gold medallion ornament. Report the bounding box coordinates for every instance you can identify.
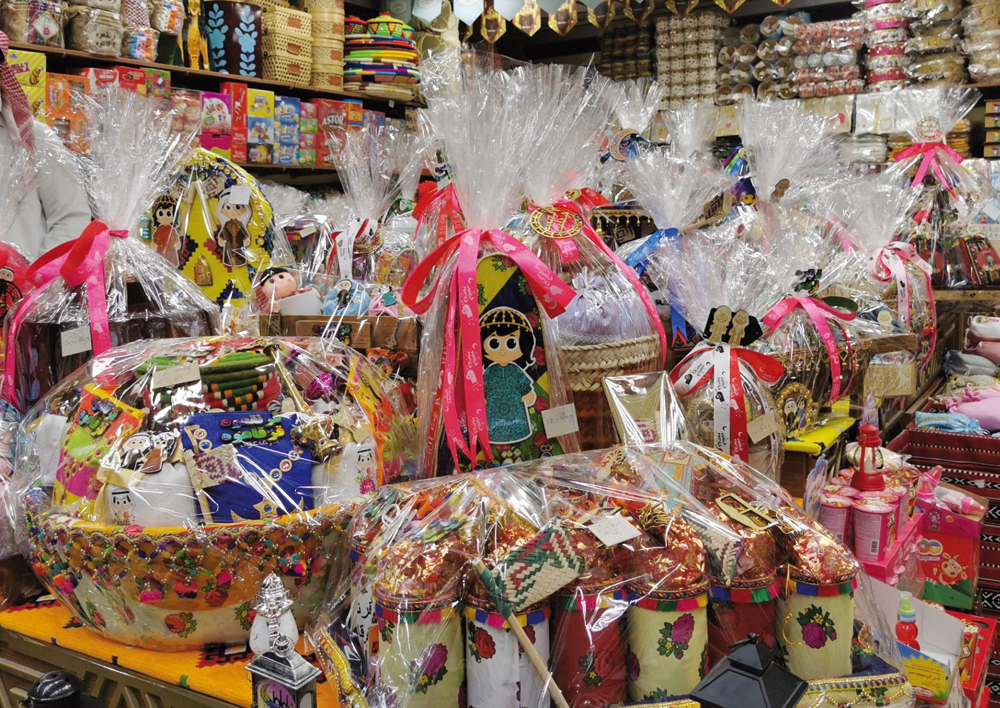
[514,0,541,35]
[564,189,582,201]
[608,128,639,162]
[529,206,584,240]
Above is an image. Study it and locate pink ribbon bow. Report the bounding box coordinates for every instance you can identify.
[4,221,128,411]
[0,30,34,151]
[402,227,576,468]
[892,141,963,190]
[413,183,464,250]
[871,241,937,372]
[763,294,858,403]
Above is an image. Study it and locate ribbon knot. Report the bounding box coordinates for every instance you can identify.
[413,183,464,250]
[401,227,576,467]
[893,141,963,190]
[871,241,936,372]
[5,221,127,411]
[762,294,858,403]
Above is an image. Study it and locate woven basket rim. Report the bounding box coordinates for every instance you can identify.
[561,333,660,353]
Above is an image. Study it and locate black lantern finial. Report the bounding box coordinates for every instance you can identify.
[690,636,808,708]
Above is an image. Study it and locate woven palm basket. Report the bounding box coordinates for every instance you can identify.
[562,333,662,450]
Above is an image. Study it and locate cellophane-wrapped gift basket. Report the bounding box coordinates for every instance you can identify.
[3,89,222,414]
[6,335,418,650]
[309,443,914,708]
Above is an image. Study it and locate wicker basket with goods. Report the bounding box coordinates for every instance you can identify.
[263,49,312,84]
[261,4,310,37]
[262,28,312,58]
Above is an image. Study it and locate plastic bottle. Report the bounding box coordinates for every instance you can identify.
[895,592,920,651]
[933,486,986,516]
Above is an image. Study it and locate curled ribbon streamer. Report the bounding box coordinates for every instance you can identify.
[554,199,668,367]
[413,183,464,250]
[892,141,964,190]
[763,294,858,403]
[670,341,784,463]
[871,241,937,372]
[4,221,128,411]
[402,228,577,467]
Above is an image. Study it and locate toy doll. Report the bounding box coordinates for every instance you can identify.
[323,278,370,316]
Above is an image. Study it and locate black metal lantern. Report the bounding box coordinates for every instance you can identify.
[20,671,102,708]
[246,634,321,708]
[690,637,808,708]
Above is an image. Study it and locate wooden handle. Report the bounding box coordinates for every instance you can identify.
[472,559,571,708]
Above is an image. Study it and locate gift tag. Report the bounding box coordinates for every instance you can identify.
[229,186,251,206]
[298,225,318,238]
[152,362,201,390]
[336,232,354,279]
[542,404,579,439]
[61,325,92,357]
[589,515,641,546]
[746,412,779,444]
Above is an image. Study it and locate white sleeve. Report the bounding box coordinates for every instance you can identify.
[32,123,91,251]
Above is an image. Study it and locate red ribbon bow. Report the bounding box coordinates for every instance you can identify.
[402,227,576,469]
[4,221,128,411]
[670,341,784,463]
[413,183,465,250]
[763,294,857,403]
[0,30,34,151]
[893,141,963,190]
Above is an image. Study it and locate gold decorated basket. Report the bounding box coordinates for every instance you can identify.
[23,487,351,651]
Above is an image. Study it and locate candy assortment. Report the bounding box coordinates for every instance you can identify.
[655,12,725,108]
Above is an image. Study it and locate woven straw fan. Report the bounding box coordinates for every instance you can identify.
[472,516,591,708]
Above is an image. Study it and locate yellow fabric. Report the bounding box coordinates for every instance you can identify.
[0,597,338,708]
[784,410,856,456]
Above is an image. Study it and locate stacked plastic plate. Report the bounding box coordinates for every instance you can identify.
[343,14,420,102]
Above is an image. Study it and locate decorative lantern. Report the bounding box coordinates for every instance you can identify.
[247,634,321,708]
[690,636,807,708]
[853,423,885,491]
[250,573,299,656]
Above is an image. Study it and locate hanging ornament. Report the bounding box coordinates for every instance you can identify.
[547,0,576,34]
[665,0,698,14]
[770,0,793,6]
[578,0,600,9]
[537,0,561,16]
[411,0,443,23]
[588,0,614,29]
[482,2,506,42]
[622,0,634,19]
[387,0,413,22]
[514,0,542,35]
[462,20,474,40]
[495,0,522,20]
[714,0,746,13]
[454,0,485,27]
[637,0,655,22]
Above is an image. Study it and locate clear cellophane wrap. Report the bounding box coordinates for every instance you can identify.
[663,100,718,164]
[310,443,913,708]
[514,64,665,451]
[621,148,738,348]
[3,88,222,414]
[886,86,1000,290]
[6,336,418,648]
[401,51,580,476]
[821,170,936,373]
[649,217,786,480]
[326,125,422,289]
[598,77,666,201]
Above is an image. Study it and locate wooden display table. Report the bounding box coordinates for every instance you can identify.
[0,597,337,708]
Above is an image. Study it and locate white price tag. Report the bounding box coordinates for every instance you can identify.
[542,404,579,439]
[229,186,252,205]
[589,515,641,547]
[151,362,202,390]
[746,412,779,444]
[60,326,92,357]
[298,226,318,238]
[335,232,354,278]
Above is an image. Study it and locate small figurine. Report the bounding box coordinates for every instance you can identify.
[323,279,370,316]
[367,284,406,316]
[249,573,299,656]
[215,188,252,268]
[256,267,321,315]
[247,634,321,708]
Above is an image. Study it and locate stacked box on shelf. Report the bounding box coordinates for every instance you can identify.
[261,5,312,85]
[71,67,118,94]
[170,87,202,136]
[785,18,865,100]
[247,88,275,164]
[862,0,910,91]
[599,20,654,81]
[987,100,1000,159]
[715,17,771,104]
[314,97,361,166]
[200,90,232,158]
[655,12,723,107]
[307,0,344,91]
[905,0,966,87]
[965,0,1000,83]
[221,81,248,162]
[275,95,300,165]
[299,101,317,165]
[4,48,45,117]
[46,73,87,153]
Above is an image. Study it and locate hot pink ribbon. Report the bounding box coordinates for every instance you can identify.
[402,228,576,467]
[763,293,858,402]
[553,199,667,367]
[871,241,937,372]
[893,141,963,190]
[4,221,128,411]
[413,183,464,250]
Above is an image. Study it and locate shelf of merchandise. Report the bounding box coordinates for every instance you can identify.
[7,41,423,111]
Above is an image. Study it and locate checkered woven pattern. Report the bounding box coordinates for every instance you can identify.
[492,521,585,613]
[0,31,35,151]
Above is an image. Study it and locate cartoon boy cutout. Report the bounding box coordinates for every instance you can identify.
[480,307,537,444]
[215,187,251,268]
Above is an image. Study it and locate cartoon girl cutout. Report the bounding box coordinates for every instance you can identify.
[0,266,22,317]
[480,307,537,444]
[214,187,252,268]
[151,193,182,266]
